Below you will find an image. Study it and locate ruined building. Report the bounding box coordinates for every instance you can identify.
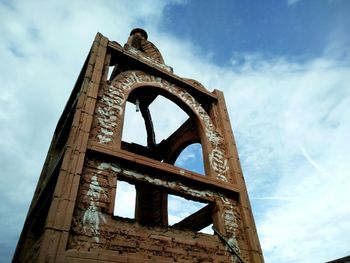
[14,29,264,262]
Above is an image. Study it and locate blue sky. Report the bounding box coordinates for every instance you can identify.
[160,0,350,64]
[1,0,350,262]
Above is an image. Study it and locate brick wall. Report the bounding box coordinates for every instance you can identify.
[66,159,241,262]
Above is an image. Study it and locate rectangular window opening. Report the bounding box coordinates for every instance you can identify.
[107,65,115,80]
[114,180,136,219]
[113,180,214,235]
[168,194,214,234]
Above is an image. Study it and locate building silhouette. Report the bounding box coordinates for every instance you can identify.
[14,29,264,263]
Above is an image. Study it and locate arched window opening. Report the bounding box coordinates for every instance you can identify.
[121,101,148,146]
[116,87,212,234]
[121,90,202,165]
[175,143,205,175]
[148,96,189,144]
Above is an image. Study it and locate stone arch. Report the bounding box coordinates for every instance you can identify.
[94,70,229,182]
[125,86,197,148]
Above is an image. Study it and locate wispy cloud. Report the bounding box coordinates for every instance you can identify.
[299,144,329,177]
[160,36,350,262]
[0,0,183,261]
[251,196,293,201]
[1,1,349,263]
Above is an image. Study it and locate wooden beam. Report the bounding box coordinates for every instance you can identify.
[88,142,240,198]
[172,203,214,231]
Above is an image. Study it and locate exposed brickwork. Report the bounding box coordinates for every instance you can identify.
[65,156,252,262]
[69,216,233,262]
[14,29,264,263]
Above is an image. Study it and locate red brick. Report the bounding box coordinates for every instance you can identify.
[15,29,264,263]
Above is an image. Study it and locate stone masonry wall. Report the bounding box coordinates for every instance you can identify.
[67,158,247,262]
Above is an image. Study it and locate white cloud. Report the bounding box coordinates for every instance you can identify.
[220,58,350,262]
[156,35,350,262]
[0,0,183,261]
[149,96,189,143]
[168,195,206,224]
[122,102,148,146]
[175,150,196,166]
[1,1,349,262]
[114,181,136,218]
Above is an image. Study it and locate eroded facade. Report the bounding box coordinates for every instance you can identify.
[14,29,264,263]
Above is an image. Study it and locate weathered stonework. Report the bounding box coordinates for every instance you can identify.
[125,45,173,72]
[92,70,230,182]
[68,158,242,262]
[14,29,264,263]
